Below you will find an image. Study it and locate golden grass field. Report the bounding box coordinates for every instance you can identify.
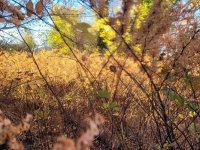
[1,50,200,149]
[0,50,145,103]
[0,50,148,149]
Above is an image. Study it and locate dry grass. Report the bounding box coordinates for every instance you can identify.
[1,50,199,149]
[0,50,147,106]
[0,50,147,149]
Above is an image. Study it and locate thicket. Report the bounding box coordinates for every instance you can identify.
[0,0,200,149]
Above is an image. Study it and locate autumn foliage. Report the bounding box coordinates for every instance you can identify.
[0,0,200,149]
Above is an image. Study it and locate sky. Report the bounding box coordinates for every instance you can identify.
[0,0,123,47]
[0,0,199,48]
[0,0,97,47]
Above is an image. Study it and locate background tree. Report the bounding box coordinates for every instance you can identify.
[47,4,98,54]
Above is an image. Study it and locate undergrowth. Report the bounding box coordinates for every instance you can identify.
[0,50,200,149]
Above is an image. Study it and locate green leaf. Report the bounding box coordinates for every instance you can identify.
[109,102,120,111]
[102,102,120,111]
[162,87,176,98]
[190,123,195,130]
[162,87,185,106]
[186,101,198,112]
[184,68,193,73]
[99,90,109,98]
[184,74,200,85]
[162,88,199,112]
[175,95,186,106]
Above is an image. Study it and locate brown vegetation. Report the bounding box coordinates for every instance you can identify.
[1,0,200,149]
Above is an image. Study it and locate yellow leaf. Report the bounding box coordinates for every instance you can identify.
[178,114,184,119]
[189,111,197,118]
[133,44,142,54]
